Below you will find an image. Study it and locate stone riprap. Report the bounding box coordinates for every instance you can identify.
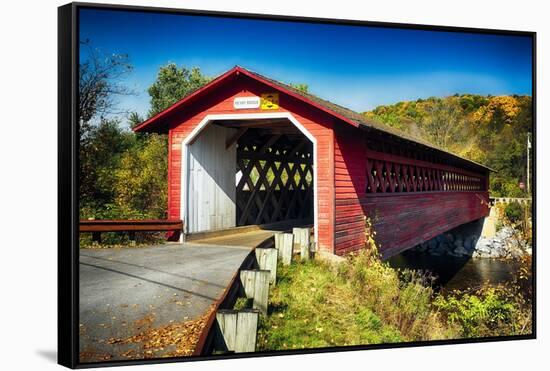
[410,219,531,259]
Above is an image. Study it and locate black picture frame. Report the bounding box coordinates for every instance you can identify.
[58,2,536,368]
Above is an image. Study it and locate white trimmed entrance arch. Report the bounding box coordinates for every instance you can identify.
[180,112,318,247]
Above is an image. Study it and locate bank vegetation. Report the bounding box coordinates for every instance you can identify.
[256,221,532,350]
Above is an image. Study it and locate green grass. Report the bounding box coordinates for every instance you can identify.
[257,261,400,350]
[256,254,452,351]
[253,249,532,351]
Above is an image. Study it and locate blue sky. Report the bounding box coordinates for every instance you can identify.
[79,8,533,122]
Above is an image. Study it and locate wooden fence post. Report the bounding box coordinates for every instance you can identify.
[274,233,284,259]
[255,248,277,284]
[293,227,311,261]
[292,227,302,252]
[91,232,101,245]
[216,309,259,353]
[240,270,255,299]
[216,310,237,351]
[280,233,294,265]
[240,270,270,314]
[128,231,136,246]
[235,310,259,352]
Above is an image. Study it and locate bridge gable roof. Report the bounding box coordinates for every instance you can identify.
[133,66,492,173]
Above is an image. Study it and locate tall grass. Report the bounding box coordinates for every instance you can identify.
[257,243,532,351]
[257,250,455,351]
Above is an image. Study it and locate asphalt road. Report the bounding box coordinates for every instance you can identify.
[78,242,252,361]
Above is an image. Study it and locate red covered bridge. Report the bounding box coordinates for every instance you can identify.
[134,66,491,259]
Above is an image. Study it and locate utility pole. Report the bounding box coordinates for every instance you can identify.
[527,133,531,195]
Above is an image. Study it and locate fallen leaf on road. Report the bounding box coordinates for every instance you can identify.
[101,305,215,359]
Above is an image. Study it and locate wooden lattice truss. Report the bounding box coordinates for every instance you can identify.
[235,129,314,226]
[364,135,486,194]
[366,156,484,193]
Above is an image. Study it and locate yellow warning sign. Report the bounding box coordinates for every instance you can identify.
[261,93,279,110]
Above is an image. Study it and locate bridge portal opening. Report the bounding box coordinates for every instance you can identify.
[184,117,314,235]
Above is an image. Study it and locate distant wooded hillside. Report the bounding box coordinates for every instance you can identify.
[363,95,532,197]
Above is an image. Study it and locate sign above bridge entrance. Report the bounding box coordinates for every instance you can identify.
[233,96,261,109]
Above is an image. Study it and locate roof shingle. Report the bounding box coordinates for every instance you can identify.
[135,65,492,172]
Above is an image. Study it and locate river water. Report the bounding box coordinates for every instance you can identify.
[388,252,517,293]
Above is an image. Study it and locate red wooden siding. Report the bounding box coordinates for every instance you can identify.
[360,191,489,258]
[333,126,490,257]
[334,124,368,254]
[167,75,336,253]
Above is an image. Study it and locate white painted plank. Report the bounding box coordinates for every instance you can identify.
[188,125,237,232]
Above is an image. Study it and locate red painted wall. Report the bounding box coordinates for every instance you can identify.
[333,124,368,254]
[360,191,490,258]
[166,75,336,253]
[332,124,490,257]
[162,71,490,257]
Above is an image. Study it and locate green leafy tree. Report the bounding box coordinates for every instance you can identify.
[128,111,145,129]
[112,134,168,219]
[79,119,135,217]
[147,64,211,117]
[289,83,309,94]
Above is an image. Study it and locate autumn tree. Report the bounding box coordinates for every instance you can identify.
[363,94,532,197]
[111,133,168,219]
[421,99,468,150]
